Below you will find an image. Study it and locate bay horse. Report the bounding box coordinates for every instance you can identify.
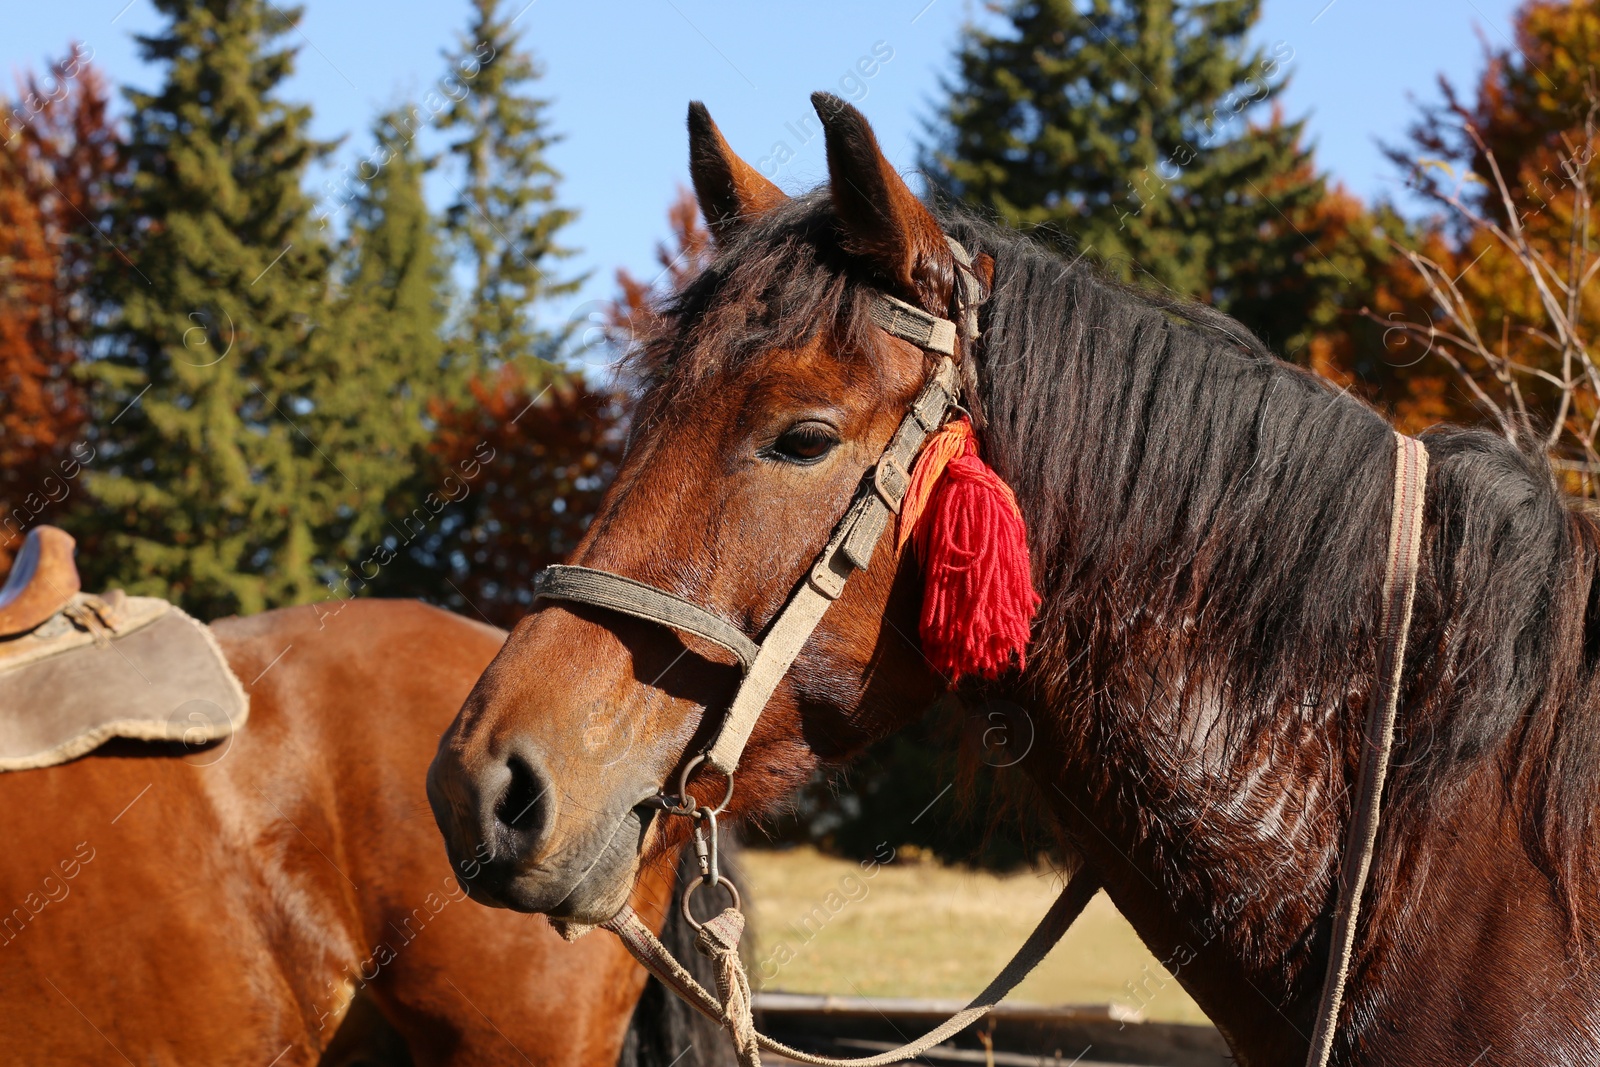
[427,94,1600,1065]
[1,596,720,1066]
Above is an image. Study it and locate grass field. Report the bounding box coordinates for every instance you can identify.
[741,846,1208,1025]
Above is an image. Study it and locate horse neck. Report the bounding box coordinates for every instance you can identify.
[1022,648,1342,1051]
[976,271,1402,1048]
[961,240,1600,1057]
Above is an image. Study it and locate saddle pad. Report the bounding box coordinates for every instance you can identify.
[0,596,249,772]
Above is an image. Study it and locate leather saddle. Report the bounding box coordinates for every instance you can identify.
[0,525,251,772]
[0,527,82,637]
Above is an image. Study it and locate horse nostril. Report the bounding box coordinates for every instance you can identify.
[494,754,548,838]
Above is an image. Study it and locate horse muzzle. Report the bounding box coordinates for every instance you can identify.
[426,733,656,923]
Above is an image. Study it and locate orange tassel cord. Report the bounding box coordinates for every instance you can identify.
[895,418,1040,683]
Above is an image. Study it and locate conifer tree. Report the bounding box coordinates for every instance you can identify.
[335,109,449,454]
[83,2,420,617]
[926,0,1344,358]
[366,8,589,615]
[309,110,456,600]
[439,0,579,379]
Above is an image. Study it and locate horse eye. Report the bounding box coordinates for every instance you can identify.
[767,422,839,464]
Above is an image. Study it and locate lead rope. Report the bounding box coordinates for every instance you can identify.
[684,800,761,1067]
[618,776,1102,1067]
[601,865,1102,1067]
[694,907,760,1067]
[1303,432,1428,1067]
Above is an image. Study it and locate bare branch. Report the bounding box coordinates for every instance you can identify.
[1384,101,1598,486]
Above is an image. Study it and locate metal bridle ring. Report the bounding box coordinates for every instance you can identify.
[681,873,742,930]
[675,753,734,815]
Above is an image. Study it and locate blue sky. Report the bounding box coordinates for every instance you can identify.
[7,0,1521,336]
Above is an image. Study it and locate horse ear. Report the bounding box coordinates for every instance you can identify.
[687,102,786,242]
[811,91,952,311]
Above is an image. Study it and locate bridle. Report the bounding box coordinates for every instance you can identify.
[525,233,1429,1067]
[531,235,985,904]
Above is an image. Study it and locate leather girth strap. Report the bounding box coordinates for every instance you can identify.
[601,868,1103,1067]
[1303,431,1429,1067]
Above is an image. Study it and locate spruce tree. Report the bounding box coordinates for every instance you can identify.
[439,0,580,378]
[926,0,1343,358]
[334,109,448,454]
[83,2,423,617]
[366,7,586,613]
[311,110,456,603]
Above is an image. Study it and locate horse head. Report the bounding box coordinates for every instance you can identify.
[427,95,985,922]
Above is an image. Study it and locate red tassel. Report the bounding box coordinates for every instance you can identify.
[898,419,1039,683]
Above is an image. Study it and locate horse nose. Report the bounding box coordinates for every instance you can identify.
[428,737,557,874]
[485,742,555,862]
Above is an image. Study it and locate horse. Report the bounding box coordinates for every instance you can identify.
[1,593,723,1066]
[425,92,1600,1065]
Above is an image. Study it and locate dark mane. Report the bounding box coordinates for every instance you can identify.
[633,191,1600,922]
[940,206,1600,923]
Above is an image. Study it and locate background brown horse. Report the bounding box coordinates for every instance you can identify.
[2,597,715,1066]
[430,93,1600,1066]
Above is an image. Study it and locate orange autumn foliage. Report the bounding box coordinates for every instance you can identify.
[0,50,120,568]
[416,371,627,630]
[1367,0,1600,485]
[605,185,713,348]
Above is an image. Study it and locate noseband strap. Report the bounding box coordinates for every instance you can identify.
[534,565,759,671]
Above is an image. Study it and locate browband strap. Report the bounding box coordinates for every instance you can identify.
[871,293,957,356]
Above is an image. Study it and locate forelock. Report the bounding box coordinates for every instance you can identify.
[618,192,885,406]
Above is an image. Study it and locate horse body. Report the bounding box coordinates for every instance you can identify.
[1036,596,1593,1061]
[2,598,672,1065]
[971,214,1600,1059]
[977,246,1600,1059]
[429,95,1600,1064]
